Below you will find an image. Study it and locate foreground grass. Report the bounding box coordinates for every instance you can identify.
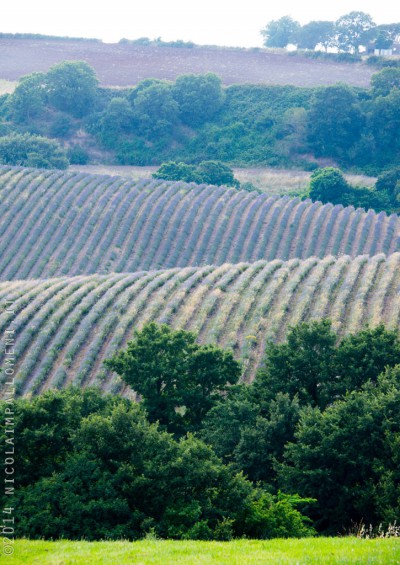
[11,538,400,564]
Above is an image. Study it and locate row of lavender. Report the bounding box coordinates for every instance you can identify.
[0,166,398,281]
[0,253,399,396]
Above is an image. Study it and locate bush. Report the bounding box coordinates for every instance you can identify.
[153,160,240,187]
[67,145,89,165]
[0,133,69,169]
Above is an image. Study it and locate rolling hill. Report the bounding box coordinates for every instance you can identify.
[0,166,399,282]
[1,253,399,396]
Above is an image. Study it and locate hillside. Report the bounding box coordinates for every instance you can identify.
[0,167,399,281]
[1,253,399,396]
[0,38,374,87]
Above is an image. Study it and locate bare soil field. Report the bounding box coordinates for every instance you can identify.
[0,39,375,87]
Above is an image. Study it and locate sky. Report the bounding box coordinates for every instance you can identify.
[2,1,400,47]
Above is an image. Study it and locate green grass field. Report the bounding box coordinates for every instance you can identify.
[10,538,400,564]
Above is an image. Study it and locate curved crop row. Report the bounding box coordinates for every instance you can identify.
[1,253,399,397]
[0,166,399,280]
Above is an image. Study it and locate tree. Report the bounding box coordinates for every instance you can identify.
[255,320,337,409]
[334,324,400,391]
[261,16,301,48]
[374,30,394,53]
[6,387,314,541]
[153,160,240,187]
[278,368,400,533]
[98,97,135,148]
[46,61,99,117]
[196,160,240,187]
[306,85,364,160]
[172,73,225,126]
[309,167,350,205]
[152,161,201,183]
[375,167,400,206]
[335,11,376,54]
[295,21,335,51]
[368,88,400,165]
[7,72,47,122]
[104,322,241,434]
[371,68,400,97]
[0,133,69,169]
[131,82,179,138]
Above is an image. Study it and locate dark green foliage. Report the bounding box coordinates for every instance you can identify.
[172,73,225,126]
[255,320,400,409]
[334,325,400,390]
[307,85,364,160]
[368,89,400,166]
[376,167,400,209]
[308,167,393,213]
[201,389,301,486]
[309,168,350,205]
[46,61,99,118]
[0,133,69,169]
[3,387,314,541]
[153,160,240,187]
[49,114,74,138]
[131,82,179,138]
[153,161,201,183]
[371,68,400,97]
[256,320,337,409]
[196,160,239,187]
[278,368,400,532]
[104,322,241,434]
[7,72,47,122]
[67,145,89,165]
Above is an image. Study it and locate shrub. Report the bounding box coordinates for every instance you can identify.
[0,133,69,169]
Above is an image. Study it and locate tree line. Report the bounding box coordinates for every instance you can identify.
[3,320,400,540]
[0,61,399,182]
[261,12,400,54]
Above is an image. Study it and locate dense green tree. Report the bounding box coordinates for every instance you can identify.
[254,320,400,410]
[261,16,301,48]
[200,385,301,487]
[278,368,400,533]
[0,133,69,169]
[334,324,400,391]
[307,85,364,160]
[5,387,314,541]
[152,161,201,183]
[172,73,225,126]
[197,160,240,187]
[46,61,99,117]
[309,167,350,205]
[371,68,400,97]
[97,97,135,147]
[7,72,47,122]
[131,82,179,138]
[255,320,337,409]
[5,387,118,488]
[375,167,400,206]
[335,11,376,54]
[153,160,240,187]
[368,88,400,165]
[295,21,335,51]
[104,322,241,434]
